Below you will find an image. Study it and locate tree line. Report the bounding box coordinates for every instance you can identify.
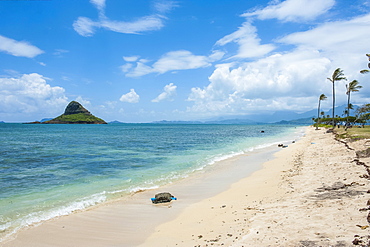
[314,54,370,129]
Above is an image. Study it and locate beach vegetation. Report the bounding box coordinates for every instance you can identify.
[355,104,370,124]
[334,125,370,140]
[327,68,347,127]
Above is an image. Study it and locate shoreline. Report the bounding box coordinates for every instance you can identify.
[140,126,370,246]
[1,128,303,246]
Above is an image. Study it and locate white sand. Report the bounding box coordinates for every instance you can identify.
[4,126,370,247]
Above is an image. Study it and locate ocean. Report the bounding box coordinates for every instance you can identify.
[0,123,304,242]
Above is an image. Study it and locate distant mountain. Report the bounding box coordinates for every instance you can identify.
[274,117,314,125]
[204,118,259,125]
[109,120,124,124]
[152,120,203,124]
[40,118,53,122]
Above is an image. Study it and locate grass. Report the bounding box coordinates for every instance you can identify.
[333,125,370,140]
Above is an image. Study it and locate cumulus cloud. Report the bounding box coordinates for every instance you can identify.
[242,0,335,22]
[152,83,177,102]
[123,50,225,77]
[73,0,176,36]
[0,73,68,115]
[120,89,140,103]
[216,22,275,59]
[0,35,44,58]
[187,48,334,116]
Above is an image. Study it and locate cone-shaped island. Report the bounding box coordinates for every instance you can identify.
[43,101,107,124]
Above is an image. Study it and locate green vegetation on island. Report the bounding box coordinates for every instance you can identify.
[45,112,106,124]
[27,101,107,124]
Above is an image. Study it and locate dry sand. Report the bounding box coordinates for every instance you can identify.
[3,126,370,247]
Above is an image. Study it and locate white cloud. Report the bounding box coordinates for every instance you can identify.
[153,50,213,73]
[120,89,140,103]
[99,15,165,34]
[90,0,106,11]
[123,56,140,62]
[152,83,177,102]
[153,0,178,14]
[73,17,99,37]
[279,14,370,54]
[242,0,335,22]
[0,35,44,58]
[73,0,176,36]
[216,22,275,59]
[279,13,370,78]
[187,49,333,116]
[75,96,91,107]
[123,50,224,77]
[0,73,68,115]
[53,49,69,57]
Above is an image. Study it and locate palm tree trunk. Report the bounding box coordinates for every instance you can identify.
[346,92,351,130]
[332,82,335,127]
[316,99,321,130]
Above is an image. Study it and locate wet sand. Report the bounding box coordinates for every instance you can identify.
[5,126,370,247]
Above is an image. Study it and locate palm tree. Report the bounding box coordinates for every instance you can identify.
[316,94,327,130]
[345,80,362,129]
[360,54,369,74]
[327,68,346,127]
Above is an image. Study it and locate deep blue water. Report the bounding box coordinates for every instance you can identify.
[0,123,303,241]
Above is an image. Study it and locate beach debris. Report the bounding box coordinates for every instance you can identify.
[356,225,369,230]
[151,192,177,204]
[277,143,288,148]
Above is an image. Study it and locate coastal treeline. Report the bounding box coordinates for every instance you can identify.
[314,54,370,128]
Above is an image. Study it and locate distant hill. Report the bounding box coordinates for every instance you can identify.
[26,101,107,124]
[204,118,260,125]
[274,117,314,125]
[109,120,124,124]
[152,120,203,124]
[149,104,356,125]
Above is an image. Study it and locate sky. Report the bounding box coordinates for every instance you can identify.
[0,0,369,123]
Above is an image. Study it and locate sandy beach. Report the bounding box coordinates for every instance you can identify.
[3,126,370,247]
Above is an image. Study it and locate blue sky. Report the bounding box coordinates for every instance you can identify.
[0,0,369,122]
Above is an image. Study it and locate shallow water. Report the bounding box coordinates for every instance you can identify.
[0,123,304,241]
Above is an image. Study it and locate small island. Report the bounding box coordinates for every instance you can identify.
[27,101,107,124]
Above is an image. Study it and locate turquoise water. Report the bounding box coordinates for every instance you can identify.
[0,123,304,241]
